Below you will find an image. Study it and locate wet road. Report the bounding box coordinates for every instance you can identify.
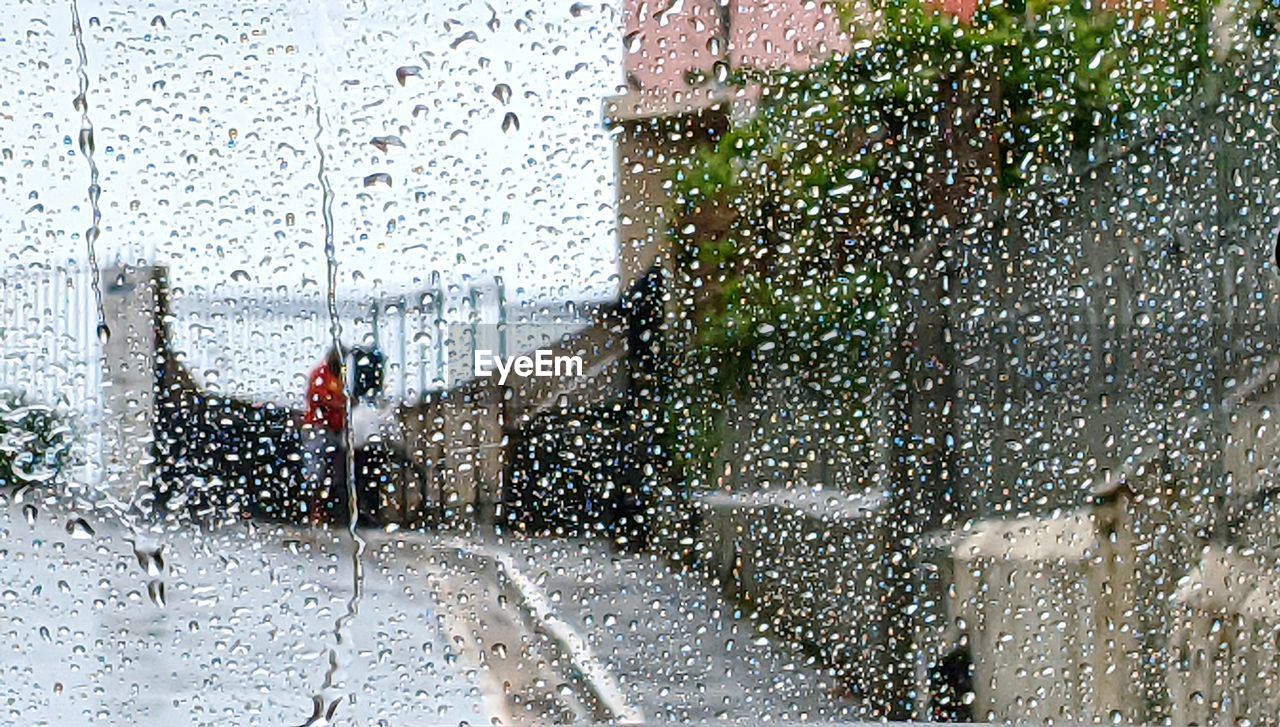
[0,491,861,725]
[0,495,484,726]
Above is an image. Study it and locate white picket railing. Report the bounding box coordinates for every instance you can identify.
[0,264,102,414]
[1,266,597,412]
[167,281,595,406]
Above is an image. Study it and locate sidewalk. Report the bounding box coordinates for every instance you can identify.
[493,536,865,722]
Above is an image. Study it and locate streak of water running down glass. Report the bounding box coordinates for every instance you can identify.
[68,0,106,344]
[304,82,367,727]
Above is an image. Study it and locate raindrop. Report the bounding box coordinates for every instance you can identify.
[395,65,422,86]
[501,112,520,133]
[363,172,393,188]
[370,135,406,153]
[492,83,512,104]
[450,31,479,50]
[147,580,166,608]
[70,0,108,350]
[65,517,95,540]
[133,542,165,577]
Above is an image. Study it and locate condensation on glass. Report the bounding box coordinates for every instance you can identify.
[1,0,1279,724]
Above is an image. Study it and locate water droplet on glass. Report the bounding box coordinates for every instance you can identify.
[370,135,405,153]
[450,31,478,50]
[395,65,422,86]
[65,517,95,540]
[147,580,166,608]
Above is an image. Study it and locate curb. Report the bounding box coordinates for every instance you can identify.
[463,542,644,724]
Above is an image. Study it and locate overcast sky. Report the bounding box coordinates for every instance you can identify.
[1,0,624,305]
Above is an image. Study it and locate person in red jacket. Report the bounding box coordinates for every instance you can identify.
[302,346,347,525]
[305,346,347,434]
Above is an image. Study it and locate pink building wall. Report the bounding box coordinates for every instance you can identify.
[729,0,847,72]
[610,1,852,290]
[622,0,725,97]
[620,0,850,116]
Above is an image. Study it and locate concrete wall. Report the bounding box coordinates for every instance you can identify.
[933,54,1280,723]
[697,488,893,715]
[670,50,1280,721]
[1160,372,1280,725]
[1166,545,1280,727]
[947,495,1141,722]
[100,265,161,502]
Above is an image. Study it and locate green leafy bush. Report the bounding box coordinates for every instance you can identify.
[0,394,75,487]
[661,0,1217,486]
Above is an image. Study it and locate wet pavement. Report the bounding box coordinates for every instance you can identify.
[498,538,862,723]
[0,490,860,725]
[0,494,482,726]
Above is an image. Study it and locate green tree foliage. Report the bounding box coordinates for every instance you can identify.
[0,394,74,487]
[661,0,1216,484]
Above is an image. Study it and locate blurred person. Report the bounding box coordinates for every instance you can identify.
[349,344,395,525]
[302,345,348,525]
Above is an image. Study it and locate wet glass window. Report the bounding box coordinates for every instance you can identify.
[2,0,1279,723]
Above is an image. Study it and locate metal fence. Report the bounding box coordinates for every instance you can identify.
[0,264,102,414]
[0,267,599,411]
[165,276,598,406]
